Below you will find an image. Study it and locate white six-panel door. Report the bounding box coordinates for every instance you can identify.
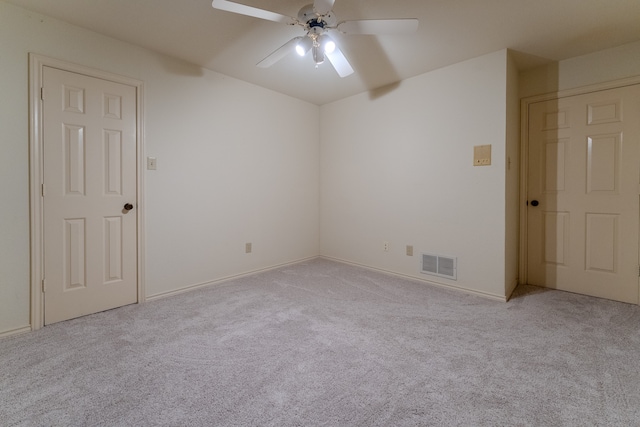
[43,66,138,324]
[527,84,640,304]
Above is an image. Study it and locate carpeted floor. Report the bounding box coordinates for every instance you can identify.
[1,258,639,426]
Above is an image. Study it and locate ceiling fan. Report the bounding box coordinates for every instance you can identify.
[211,0,419,77]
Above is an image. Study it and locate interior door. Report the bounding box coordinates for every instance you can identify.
[527,84,640,304]
[43,66,138,324]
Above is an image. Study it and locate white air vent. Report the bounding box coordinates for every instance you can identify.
[421,253,457,280]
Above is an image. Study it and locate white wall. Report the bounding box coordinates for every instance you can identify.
[143,64,320,298]
[520,40,640,98]
[320,50,510,299]
[0,1,320,335]
[505,51,520,298]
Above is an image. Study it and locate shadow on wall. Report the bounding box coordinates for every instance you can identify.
[368,81,402,99]
[328,22,405,101]
[342,36,403,101]
[155,55,205,77]
[516,50,561,303]
[514,49,560,97]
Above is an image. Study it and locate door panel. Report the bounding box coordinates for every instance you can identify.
[43,66,138,324]
[527,85,640,304]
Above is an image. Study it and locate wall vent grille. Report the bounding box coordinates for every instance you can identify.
[421,253,457,280]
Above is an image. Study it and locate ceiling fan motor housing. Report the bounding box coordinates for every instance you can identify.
[298,4,337,27]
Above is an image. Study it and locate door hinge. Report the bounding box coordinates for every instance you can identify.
[40,87,44,101]
[42,278,46,293]
[41,183,46,197]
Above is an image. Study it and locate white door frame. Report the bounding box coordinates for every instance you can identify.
[29,54,146,330]
[519,75,640,291]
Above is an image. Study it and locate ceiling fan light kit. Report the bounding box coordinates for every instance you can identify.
[211,0,418,77]
[296,37,313,56]
[320,35,336,54]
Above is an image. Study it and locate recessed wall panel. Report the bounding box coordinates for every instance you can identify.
[104,217,122,283]
[103,94,122,119]
[104,130,122,195]
[587,134,620,194]
[588,100,621,125]
[543,211,570,265]
[585,213,618,273]
[542,108,570,130]
[64,219,86,290]
[542,139,567,193]
[64,124,85,196]
[63,85,84,113]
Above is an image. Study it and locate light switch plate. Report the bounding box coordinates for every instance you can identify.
[147,156,157,170]
[474,145,491,166]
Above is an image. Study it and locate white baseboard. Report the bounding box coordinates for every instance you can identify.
[506,278,519,301]
[320,255,507,302]
[146,256,319,301]
[0,325,32,339]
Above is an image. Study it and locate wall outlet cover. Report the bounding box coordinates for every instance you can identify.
[473,144,491,166]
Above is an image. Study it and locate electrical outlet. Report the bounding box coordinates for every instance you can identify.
[383,241,389,252]
[245,242,252,253]
[406,245,413,256]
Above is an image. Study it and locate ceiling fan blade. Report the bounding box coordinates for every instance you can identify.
[257,37,301,68]
[212,0,295,24]
[326,47,354,78]
[313,0,335,15]
[337,19,419,35]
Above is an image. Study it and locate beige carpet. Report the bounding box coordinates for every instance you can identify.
[1,258,639,426]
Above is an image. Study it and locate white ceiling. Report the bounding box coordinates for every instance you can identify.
[7,0,640,105]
